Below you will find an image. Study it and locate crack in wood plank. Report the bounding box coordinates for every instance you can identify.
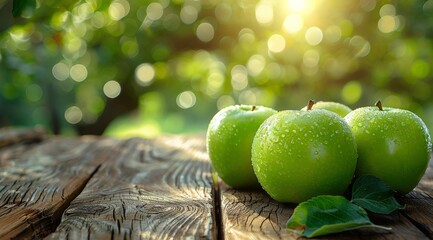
[211,170,224,240]
[0,137,122,239]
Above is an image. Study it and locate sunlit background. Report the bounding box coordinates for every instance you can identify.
[1,0,433,137]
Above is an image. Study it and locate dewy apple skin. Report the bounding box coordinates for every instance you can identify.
[345,101,432,194]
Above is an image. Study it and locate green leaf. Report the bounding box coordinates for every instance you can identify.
[286,195,391,238]
[352,175,404,214]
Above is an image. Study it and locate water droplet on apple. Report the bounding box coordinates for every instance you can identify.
[270,135,279,143]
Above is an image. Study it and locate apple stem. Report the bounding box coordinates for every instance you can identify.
[251,105,256,111]
[307,100,316,110]
[375,101,383,111]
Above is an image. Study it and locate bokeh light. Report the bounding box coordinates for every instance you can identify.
[268,34,286,53]
[283,14,303,34]
[103,80,121,98]
[196,22,215,42]
[255,1,274,25]
[70,64,88,82]
[109,0,130,20]
[247,55,266,77]
[52,62,70,81]
[2,0,433,138]
[217,95,235,110]
[146,2,164,21]
[135,63,155,86]
[342,81,362,104]
[305,27,323,46]
[231,65,249,91]
[176,91,196,109]
[287,0,309,13]
[65,106,83,124]
[180,6,198,24]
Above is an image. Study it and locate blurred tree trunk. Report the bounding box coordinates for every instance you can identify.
[0,1,21,33]
[75,83,139,135]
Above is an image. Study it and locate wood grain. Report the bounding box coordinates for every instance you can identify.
[399,157,433,239]
[400,191,433,239]
[0,127,46,148]
[219,182,297,239]
[47,135,215,240]
[416,156,433,197]
[0,136,121,239]
[0,130,432,239]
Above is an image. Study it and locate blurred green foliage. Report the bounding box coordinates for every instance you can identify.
[1,0,433,137]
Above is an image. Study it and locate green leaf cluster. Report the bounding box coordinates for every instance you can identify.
[286,175,403,238]
[2,1,433,136]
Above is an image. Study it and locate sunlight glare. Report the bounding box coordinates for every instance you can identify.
[255,1,274,25]
[283,13,303,33]
[287,0,308,12]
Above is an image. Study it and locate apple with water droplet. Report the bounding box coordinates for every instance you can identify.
[251,100,358,203]
[206,105,277,189]
[301,101,352,117]
[345,101,432,194]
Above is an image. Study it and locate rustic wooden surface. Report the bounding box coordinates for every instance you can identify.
[47,136,214,240]
[0,127,432,239]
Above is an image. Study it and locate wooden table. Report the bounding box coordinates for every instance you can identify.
[0,127,432,240]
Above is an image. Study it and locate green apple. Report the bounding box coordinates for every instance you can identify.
[344,101,432,194]
[301,100,352,117]
[252,100,358,203]
[206,105,277,189]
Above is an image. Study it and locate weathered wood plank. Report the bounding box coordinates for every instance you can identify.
[47,135,215,239]
[0,136,122,239]
[399,191,433,239]
[0,127,46,148]
[219,182,297,239]
[399,157,433,239]
[219,164,433,240]
[416,156,433,197]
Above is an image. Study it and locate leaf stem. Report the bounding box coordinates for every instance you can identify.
[370,224,393,231]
